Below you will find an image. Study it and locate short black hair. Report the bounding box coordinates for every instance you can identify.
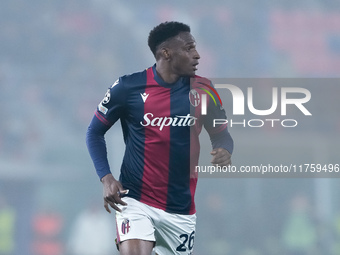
[148,21,191,57]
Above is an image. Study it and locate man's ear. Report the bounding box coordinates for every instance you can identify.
[161,48,171,60]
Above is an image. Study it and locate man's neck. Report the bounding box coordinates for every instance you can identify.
[155,62,180,84]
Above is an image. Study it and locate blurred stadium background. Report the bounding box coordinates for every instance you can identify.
[1,0,340,255]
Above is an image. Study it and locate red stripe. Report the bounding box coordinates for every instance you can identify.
[189,178,197,214]
[196,80,223,106]
[189,85,205,214]
[115,217,120,243]
[140,68,170,210]
[95,111,112,126]
[208,123,228,134]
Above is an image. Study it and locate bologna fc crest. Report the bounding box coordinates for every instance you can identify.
[121,219,131,235]
[189,89,200,107]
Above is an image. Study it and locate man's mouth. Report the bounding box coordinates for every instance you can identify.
[193,63,199,71]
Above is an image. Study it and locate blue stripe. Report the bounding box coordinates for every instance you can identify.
[166,79,192,214]
[119,70,147,201]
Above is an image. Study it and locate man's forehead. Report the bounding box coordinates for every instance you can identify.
[168,32,196,47]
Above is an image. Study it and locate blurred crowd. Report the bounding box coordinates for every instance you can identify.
[1,0,340,254]
[1,0,340,165]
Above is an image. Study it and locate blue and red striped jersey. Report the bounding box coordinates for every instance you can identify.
[86,65,233,215]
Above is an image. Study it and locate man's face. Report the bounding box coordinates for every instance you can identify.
[167,32,200,77]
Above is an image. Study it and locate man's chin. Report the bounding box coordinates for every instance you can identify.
[183,71,196,77]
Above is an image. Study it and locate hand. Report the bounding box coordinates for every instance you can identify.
[210,148,232,166]
[101,174,128,213]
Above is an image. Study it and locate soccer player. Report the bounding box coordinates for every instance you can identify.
[86,21,233,255]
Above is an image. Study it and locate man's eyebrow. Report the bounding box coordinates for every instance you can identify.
[185,41,196,46]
